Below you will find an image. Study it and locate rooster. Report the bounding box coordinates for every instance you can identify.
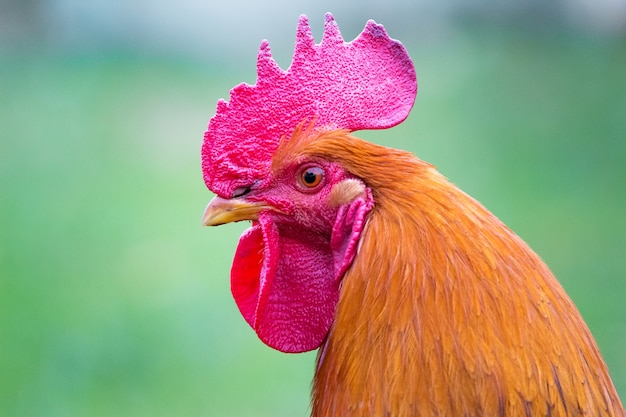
[201,14,624,417]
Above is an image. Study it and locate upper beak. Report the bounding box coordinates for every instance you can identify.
[202,196,274,226]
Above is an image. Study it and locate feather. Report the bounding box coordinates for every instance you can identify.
[299,130,624,417]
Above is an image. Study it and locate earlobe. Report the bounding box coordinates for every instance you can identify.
[329,178,367,207]
[330,189,374,283]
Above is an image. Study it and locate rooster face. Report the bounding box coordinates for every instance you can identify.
[203,132,374,353]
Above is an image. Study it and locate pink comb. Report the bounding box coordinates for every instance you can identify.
[202,13,417,197]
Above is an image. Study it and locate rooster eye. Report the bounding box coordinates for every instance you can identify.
[299,166,324,188]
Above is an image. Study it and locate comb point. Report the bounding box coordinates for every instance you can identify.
[257,40,282,81]
[296,14,313,42]
[324,12,335,26]
[216,99,228,113]
[293,14,315,65]
[322,13,342,44]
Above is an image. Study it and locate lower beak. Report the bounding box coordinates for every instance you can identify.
[202,196,274,226]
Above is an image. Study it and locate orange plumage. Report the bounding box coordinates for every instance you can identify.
[297,130,624,416]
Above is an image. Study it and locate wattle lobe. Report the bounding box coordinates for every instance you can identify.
[229,223,268,329]
[230,214,340,353]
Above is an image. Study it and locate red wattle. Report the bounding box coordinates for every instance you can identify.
[229,223,266,328]
[230,193,373,353]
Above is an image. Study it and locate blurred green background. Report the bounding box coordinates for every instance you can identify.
[1,1,625,416]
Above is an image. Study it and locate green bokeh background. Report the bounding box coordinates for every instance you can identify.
[1,3,625,416]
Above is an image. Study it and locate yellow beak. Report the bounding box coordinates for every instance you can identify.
[202,196,274,226]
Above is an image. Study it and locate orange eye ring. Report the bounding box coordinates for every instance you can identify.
[299,166,324,188]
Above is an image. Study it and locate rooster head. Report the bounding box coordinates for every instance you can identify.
[201,14,417,353]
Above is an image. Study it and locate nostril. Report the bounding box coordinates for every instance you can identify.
[232,180,261,198]
[232,186,252,198]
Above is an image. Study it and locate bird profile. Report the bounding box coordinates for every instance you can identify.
[201,13,624,417]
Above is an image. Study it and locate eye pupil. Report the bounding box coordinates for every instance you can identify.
[303,171,317,184]
[299,166,323,188]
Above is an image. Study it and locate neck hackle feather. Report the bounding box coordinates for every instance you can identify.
[291,131,624,417]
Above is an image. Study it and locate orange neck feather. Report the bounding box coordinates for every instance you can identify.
[295,131,624,417]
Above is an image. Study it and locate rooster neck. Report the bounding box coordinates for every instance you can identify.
[310,165,623,417]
